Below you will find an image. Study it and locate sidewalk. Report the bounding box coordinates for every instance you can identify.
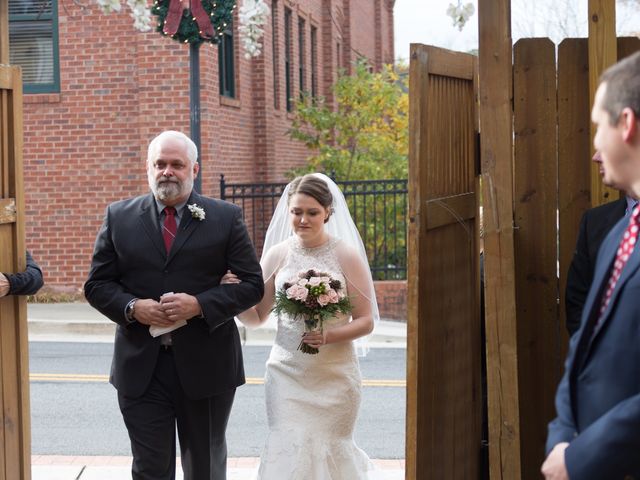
[27,303,406,479]
[26,302,407,347]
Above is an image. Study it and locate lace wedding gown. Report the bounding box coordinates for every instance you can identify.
[255,236,377,480]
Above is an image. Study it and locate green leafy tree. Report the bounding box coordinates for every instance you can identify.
[288,60,408,181]
[288,60,409,279]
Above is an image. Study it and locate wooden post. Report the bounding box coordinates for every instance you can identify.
[0,61,32,480]
[477,0,522,478]
[0,8,31,480]
[588,0,618,206]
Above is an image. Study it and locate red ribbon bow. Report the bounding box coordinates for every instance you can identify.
[163,0,215,40]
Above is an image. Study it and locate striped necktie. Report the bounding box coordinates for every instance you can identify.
[598,204,640,319]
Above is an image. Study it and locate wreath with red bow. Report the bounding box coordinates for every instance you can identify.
[151,0,236,44]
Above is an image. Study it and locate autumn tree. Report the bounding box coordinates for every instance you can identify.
[288,60,408,181]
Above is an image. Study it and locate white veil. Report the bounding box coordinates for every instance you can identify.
[261,173,380,356]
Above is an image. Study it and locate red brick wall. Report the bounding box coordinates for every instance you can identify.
[20,0,394,294]
[374,280,407,321]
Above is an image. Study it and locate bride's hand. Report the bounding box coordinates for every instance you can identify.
[220,270,241,285]
[302,330,327,348]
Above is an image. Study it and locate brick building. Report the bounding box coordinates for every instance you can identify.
[8,0,401,315]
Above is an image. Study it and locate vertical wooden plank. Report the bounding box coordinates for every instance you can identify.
[0,65,30,480]
[0,65,10,480]
[513,38,560,480]
[588,0,618,206]
[0,0,8,65]
[618,37,640,61]
[407,44,479,479]
[424,58,478,480]
[477,1,522,478]
[406,42,428,480]
[11,64,30,480]
[2,90,8,197]
[558,38,590,363]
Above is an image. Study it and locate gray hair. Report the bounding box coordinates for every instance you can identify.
[147,131,198,165]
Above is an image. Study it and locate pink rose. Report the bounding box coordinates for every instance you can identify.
[286,284,308,302]
[308,276,322,286]
[297,278,309,287]
[325,289,339,303]
[317,294,331,306]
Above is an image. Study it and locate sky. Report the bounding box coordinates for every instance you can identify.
[394,0,478,61]
[393,0,640,62]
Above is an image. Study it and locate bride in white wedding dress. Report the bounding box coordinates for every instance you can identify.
[226,173,381,479]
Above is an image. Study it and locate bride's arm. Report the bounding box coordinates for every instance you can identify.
[233,243,285,327]
[302,244,375,348]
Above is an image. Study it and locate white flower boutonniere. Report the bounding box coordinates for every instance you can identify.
[188,203,206,221]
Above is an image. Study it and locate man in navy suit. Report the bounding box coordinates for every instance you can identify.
[85,131,263,480]
[542,52,640,480]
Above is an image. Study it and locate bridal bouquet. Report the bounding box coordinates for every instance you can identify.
[272,269,352,354]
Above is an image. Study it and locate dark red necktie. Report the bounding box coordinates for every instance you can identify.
[162,207,177,253]
[599,205,640,319]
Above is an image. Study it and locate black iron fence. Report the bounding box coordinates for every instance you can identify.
[220,175,408,280]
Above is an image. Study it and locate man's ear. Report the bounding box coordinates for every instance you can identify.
[193,161,200,177]
[621,107,638,143]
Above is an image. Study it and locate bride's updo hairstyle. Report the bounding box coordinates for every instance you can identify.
[287,174,334,223]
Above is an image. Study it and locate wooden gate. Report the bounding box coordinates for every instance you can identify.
[510,36,640,479]
[408,37,640,479]
[0,64,31,480]
[407,44,481,479]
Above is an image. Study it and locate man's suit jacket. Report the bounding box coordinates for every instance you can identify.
[565,198,627,335]
[85,191,264,400]
[547,213,640,479]
[3,251,44,295]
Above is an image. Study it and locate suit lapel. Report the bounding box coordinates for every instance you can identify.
[166,192,207,263]
[138,193,167,258]
[591,241,640,340]
[579,215,639,362]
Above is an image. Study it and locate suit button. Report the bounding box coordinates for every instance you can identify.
[623,476,634,480]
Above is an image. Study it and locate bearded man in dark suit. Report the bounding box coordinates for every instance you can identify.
[85,130,263,480]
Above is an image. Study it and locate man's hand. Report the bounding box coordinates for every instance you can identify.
[0,273,10,297]
[541,442,570,480]
[159,293,202,323]
[131,299,174,327]
[220,270,241,284]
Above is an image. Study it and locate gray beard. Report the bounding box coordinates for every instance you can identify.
[155,181,181,201]
[149,176,193,203]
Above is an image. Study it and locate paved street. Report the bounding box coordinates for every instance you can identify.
[29,342,406,458]
[26,303,407,479]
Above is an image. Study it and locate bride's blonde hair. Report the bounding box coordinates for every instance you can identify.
[287,174,334,223]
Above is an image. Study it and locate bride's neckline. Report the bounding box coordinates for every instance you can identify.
[291,235,336,251]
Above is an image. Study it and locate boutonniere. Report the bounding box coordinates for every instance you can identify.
[187,203,206,221]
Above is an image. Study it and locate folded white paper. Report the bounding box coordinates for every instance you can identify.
[149,320,187,338]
